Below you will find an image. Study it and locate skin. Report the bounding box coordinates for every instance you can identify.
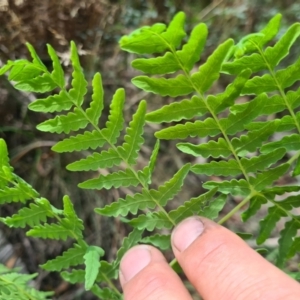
[119,217,300,300]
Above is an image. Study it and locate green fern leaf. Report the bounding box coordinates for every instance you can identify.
[128,212,173,231]
[146,96,208,123]
[277,219,300,268]
[52,130,106,153]
[203,179,251,196]
[0,139,11,171]
[261,134,300,153]
[264,23,300,69]
[118,100,146,165]
[169,188,217,223]
[63,195,82,226]
[250,164,289,191]
[140,234,171,250]
[177,23,208,72]
[201,195,227,219]
[276,56,300,89]
[79,169,139,190]
[26,43,48,71]
[84,246,105,290]
[101,89,125,144]
[132,75,194,97]
[42,243,87,271]
[242,148,286,173]
[177,138,231,158]
[95,189,154,217]
[37,108,88,134]
[241,195,268,222]
[222,53,266,75]
[192,160,240,176]
[191,39,234,94]
[155,118,220,140]
[288,237,300,259]
[257,206,287,244]
[161,11,186,48]
[47,44,65,88]
[213,69,252,113]
[119,23,167,54]
[27,223,73,240]
[0,60,15,75]
[0,180,39,204]
[246,116,295,132]
[147,139,160,183]
[7,60,36,81]
[113,228,143,267]
[232,121,278,156]
[86,73,104,124]
[69,41,87,106]
[288,88,300,109]
[232,14,282,57]
[132,53,180,75]
[220,98,263,135]
[14,74,57,93]
[242,74,277,95]
[91,286,121,300]
[28,90,73,113]
[263,186,300,197]
[150,164,190,206]
[2,198,52,228]
[61,269,85,284]
[67,149,121,171]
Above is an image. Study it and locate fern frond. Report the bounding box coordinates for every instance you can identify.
[150,163,190,206]
[79,169,139,190]
[140,234,171,250]
[146,96,208,123]
[1,198,53,228]
[177,138,231,158]
[27,223,76,240]
[84,246,105,290]
[241,195,268,222]
[191,39,234,94]
[67,149,121,171]
[42,243,87,271]
[263,23,300,69]
[132,75,194,97]
[36,108,88,134]
[28,90,73,113]
[261,134,300,153]
[95,189,154,217]
[118,100,146,165]
[169,188,217,223]
[69,41,87,106]
[47,44,65,88]
[52,130,106,153]
[203,179,251,196]
[155,118,220,139]
[128,212,173,231]
[86,72,104,124]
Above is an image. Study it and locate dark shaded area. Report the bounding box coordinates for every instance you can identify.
[0,0,299,298]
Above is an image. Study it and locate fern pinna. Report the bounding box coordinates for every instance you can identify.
[0,11,300,299]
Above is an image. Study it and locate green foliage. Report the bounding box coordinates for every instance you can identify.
[1,10,300,299]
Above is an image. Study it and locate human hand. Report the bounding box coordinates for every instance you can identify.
[119,217,300,299]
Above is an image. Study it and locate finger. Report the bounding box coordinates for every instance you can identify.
[171,217,300,300]
[119,245,192,300]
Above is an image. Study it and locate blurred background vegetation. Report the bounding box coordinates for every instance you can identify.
[0,0,299,299]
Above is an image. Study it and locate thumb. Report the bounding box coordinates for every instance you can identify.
[171,217,300,300]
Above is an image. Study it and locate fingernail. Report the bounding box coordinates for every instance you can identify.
[172,217,205,252]
[119,245,151,285]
